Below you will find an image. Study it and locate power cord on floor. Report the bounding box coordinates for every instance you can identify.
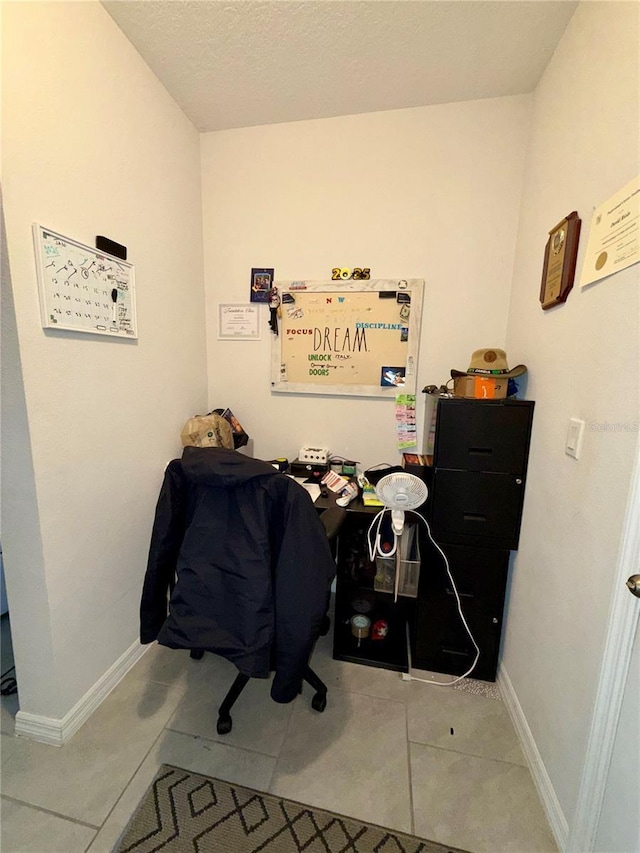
[1,665,17,696]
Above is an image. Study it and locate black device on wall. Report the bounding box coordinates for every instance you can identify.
[96,235,127,260]
[410,397,535,681]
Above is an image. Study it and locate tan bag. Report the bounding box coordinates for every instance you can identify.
[180,414,233,449]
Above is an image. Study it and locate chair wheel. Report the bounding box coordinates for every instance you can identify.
[311,692,327,713]
[190,649,204,660]
[217,715,232,735]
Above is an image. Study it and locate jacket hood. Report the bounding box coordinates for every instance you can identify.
[181,446,279,488]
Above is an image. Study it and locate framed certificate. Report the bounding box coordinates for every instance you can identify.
[579,176,640,288]
[540,212,581,310]
[218,304,261,340]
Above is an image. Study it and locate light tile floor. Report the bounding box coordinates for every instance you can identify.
[0,615,557,853]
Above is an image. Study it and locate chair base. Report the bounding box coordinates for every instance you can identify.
[190,651,327,735]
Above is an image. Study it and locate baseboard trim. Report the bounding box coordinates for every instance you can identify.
[498,664,569,852]
[14,640,148,746]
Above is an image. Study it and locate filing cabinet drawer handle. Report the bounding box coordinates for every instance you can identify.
[468,447,492,455]
[441,646,472,657]
[446,588,474,599]
[463,513,487,523]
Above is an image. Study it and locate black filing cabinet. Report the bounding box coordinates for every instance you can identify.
[410,397,535,681]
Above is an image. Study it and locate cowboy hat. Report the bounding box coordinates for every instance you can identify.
[451,348,527,379]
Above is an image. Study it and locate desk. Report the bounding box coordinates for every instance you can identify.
[314,492,412,673]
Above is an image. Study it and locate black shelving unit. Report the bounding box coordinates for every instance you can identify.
[323,499,412,673]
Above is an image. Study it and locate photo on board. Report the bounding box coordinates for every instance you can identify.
[250,267,274,303]
[380,366,406,387]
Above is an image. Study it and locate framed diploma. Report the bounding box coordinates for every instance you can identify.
[579,176,640,288]
[540,211,581,310]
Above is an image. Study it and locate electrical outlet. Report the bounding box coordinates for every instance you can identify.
[565,418,585,459]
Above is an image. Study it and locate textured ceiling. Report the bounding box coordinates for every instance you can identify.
[101,0,578,132]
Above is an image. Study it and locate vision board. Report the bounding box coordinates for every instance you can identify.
[33,224,137,338]
[270,279,424,397]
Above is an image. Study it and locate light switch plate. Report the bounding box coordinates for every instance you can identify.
[565,418,585,459]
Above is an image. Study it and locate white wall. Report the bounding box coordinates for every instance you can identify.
[1,1,207,721]
[200,97,531,468]
[4,9,636,842]
[503,0,639,834]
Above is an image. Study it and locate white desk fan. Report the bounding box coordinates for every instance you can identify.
[368,472,428,601]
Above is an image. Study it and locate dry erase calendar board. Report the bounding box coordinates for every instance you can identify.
[33,224,137,338]
[271,279,424,397]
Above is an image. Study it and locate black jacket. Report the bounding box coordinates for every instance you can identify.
[140,447,336,702]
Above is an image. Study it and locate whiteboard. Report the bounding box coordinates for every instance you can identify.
[32,224,137,338]
[271,279,423,397]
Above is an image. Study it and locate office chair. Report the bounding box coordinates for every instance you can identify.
[189,504,345,734]
[140,443,346,737]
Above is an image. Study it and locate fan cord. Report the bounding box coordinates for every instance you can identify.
[366,508,480,686]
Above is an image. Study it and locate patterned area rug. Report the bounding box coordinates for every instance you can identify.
[115,764,468,852]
